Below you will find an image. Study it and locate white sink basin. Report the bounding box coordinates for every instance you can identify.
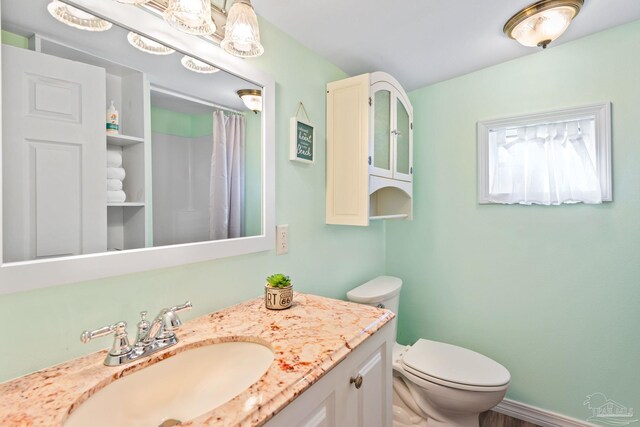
[64,341,274,427]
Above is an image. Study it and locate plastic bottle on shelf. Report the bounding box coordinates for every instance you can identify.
[106,100,119,135]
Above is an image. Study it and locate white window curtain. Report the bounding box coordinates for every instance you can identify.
[210,111,245,240]
[488,119,602,205]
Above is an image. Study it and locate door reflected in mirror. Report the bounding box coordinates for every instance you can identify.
[1,0,263,263]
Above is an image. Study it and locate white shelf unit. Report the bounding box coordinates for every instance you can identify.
[38,36,151,251]
[326,72,414,226]
[106,134,145,146]
[105,71,149,251]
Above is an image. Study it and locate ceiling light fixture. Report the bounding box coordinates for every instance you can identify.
[116,0,151,4]
[47,0,112,32]
[504,0,583,49]
[221,0,264,58]
[237,89,262,113]
[181,55,220,73]
[163,0,216,36]
[127,32,176,55]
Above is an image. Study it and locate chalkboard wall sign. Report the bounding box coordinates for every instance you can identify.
[290,103,315,164]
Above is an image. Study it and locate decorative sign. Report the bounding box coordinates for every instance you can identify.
[290,102,315,164]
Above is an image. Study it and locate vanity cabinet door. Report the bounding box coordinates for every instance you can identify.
[264,319,394,427]
[344,345,388,427]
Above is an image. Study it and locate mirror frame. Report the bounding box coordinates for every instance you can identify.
[0,0,275,294]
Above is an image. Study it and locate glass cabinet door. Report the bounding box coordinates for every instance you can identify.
[394,96,412,182]
[371,83,393,178]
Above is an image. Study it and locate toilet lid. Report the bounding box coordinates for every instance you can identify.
[401,339,510,387]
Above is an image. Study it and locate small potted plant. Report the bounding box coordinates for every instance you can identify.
[265,273,293,310]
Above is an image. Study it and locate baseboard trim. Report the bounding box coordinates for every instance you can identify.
[494,399,599,427]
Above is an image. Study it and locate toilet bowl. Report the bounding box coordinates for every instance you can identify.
[347,276,510,427]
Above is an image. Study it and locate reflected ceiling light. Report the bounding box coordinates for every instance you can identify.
[127,32,175,55]
[163,0,216,36]
[504,0,583,49]
[237,89,262,113]
[221,0,264,58]
[47,1,112,32]
[181,55,220,73]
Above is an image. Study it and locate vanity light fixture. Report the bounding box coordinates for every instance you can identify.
[221,0,264,58]
[163,0,216,36]
[504,0,583,49]
[181,55,220,73]
[237,89,262,113]
[127,32,176,55]
[116,0,151,4]
[47,0,112,32]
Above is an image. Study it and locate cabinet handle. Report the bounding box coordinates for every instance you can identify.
[350,374,363,389]
[368,156,372,165]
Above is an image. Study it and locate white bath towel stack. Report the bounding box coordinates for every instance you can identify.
[106,147,126,203]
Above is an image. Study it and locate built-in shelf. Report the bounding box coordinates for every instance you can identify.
[107,133,144,146]
[107,202,145,207]
[369,214,409,221]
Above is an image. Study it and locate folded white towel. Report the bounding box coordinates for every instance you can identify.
[107,167,126,181]
[107,179,123,191]
[106,148,122,167]
[107,190,126,203]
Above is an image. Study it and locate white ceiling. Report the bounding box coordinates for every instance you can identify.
[254,0,640,91]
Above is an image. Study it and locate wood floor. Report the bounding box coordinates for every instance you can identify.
[479,410,541,427]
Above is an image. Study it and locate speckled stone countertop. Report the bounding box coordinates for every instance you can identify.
[0,292,394,426]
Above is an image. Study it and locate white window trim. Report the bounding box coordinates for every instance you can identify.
[477,102,612,204]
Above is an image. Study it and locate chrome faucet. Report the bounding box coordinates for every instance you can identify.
[81,301,192,366]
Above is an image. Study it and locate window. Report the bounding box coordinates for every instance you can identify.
[477,103,611,205]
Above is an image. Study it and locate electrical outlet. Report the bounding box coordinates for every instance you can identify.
[276,224,289,255]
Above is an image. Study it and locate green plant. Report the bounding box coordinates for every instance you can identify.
[266,273,291,288]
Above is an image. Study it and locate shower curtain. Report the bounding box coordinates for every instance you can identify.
[210,111,245,240]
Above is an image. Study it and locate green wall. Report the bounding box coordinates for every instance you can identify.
[0,18,385,382]
[150,106,212,138]
[1,30,27,49]
[387,20,640,421]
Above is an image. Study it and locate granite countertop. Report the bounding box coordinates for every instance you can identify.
[0,292,394,426]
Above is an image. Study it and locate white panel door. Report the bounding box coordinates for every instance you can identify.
[2,45,106,262]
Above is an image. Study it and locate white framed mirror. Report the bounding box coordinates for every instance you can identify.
[0,0,275,294]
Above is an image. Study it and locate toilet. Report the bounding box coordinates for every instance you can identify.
[347,276,510,427]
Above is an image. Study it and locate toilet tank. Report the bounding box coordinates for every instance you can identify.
[346,276,403,314]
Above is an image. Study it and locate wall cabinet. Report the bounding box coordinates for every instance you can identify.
[265,318,395,427]
[326,72,413,226]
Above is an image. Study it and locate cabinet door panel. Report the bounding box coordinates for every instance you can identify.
[355,350,385,427]
[394,96,413,182]
[370,82,394,179]
[373,90,391,172]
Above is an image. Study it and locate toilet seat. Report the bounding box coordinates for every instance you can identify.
[400,339,510,392]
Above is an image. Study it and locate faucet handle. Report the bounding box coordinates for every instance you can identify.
[170,301,192,314]
[159,301,193,340]
[81,321,131,357]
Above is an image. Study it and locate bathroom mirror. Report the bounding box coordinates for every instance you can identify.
[0,0,275,293]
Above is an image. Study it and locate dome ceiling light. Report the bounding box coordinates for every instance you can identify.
[237,89,262,113]
[504,0,583,49]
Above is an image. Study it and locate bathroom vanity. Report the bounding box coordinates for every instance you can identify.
[0,293,395,426]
